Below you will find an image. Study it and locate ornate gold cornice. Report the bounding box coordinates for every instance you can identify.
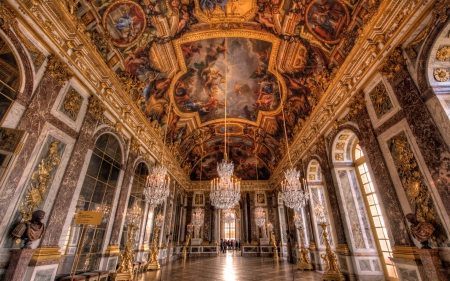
[0,1,44,66]
[45,55,74,85]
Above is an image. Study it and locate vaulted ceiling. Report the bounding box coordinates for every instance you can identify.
[78,0,368,181]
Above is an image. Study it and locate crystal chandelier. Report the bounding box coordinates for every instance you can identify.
[127,201,142,226]
[222,209,235,223]
[254,207,266,227]
[192,208,204,228]
[210,87,240,210]
[143,165,170,208]
[281,171,309,210]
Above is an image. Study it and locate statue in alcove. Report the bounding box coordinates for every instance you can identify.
[406,213,435,249]
[11,210,46,249]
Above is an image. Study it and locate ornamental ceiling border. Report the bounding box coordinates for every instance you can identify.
[170,29,286,127]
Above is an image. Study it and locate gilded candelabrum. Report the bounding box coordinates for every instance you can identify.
[182,232,191,259]
[111,223,137,281]
[319,223,345,281]
[297,226,313,270]
[146,227,161,270]
[270,232,278,261]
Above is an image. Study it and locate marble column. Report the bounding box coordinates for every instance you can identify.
[3,249,36,281]
[108,150,138,246]
[353,107,414,247]
[313,151,347,245]
[389,69,450,217]
[203,195,211,242]
[416,249,449,280]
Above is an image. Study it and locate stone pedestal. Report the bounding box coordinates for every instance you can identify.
[4,249,36,281]
[416,248,448,281]
[191,238,202,246]
[259,238,269,246]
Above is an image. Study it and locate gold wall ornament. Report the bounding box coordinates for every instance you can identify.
[433,68,450,82]
[45,55,74,85]
[436,46,450,61]
[0,2,44,66]
[129,137,140,154]
[87,95,105,119]
[368,82,393,118]
[335,153,344,161]
[389,133,447,245]
[63,89,82,119]
[343,91,365,122]
[19,141,61,223]
[378,47,406,79]
[117,72,145,94]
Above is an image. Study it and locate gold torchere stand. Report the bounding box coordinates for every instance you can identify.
[270,232,278,261]
[297,227,313,270]
[182,233,191,259]
[111,223,137,281]
[146,227,161,270]
[319,223,345,281]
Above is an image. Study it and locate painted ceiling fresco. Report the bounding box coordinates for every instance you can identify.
[175,37,281,124]
[75,0,366,180]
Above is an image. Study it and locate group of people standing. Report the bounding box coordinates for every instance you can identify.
[220,239,240,253]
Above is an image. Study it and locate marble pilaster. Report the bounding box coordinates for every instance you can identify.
[0,74,64,231]
[354,107,414,246]
[203,195,211,242]
[3,249,35,281]
[416,249,449,280]
[389,69,450,218]
[313,153,347,245]
[38,110,98,249]
[108,150,137,246]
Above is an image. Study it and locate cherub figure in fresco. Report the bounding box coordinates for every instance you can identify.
[181,42,202,61]
[234,82,247,96]
[177,5,190,34]
[206,39,227,63]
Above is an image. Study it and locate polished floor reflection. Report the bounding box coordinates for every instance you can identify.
[138,252,322,281]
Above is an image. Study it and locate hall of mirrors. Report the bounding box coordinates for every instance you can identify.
[1,0,450,280]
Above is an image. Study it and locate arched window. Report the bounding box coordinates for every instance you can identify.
[225,220,235,240]
[120,162,148,251]
[353,143,397,279]
[0,35,20,122]
[61,133,123,273]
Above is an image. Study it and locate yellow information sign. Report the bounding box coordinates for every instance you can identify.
[75,211,103,225]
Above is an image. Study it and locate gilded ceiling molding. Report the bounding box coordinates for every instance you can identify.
[407,0,450,59]
[45,55,74,85]
[433,68,450,82]
[378,47,406,79]
[436,46,450,61]
[0,1,44,66]
[87,95,105,119]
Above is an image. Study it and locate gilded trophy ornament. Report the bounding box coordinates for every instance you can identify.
[433,68,450,82]
[45,55,74,85]
[378,47,406,79]
[368,82,393,118]
[406,213,435,249]
[19,141,60,224]
[63,89,82,119]
[88,95,105,119]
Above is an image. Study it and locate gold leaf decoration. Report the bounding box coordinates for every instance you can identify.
[63,89,82,119]
[19,141,61,223]
[389,133,447,245]
[87,95,105,119]
[378,47,405,79]
[433,68,449,82]
[45,55,74,85]
[368,82,393,118]
[436,46,450,61]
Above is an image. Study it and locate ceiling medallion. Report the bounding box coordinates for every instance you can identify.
[305,0,350,44]
[102,0,146,47]
[434,68,450,82]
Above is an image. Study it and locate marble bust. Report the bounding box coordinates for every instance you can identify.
[11,210,46,249]
[406,213,435,249]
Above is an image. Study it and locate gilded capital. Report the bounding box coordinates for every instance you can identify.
[0,2,15,31]
[88,95,105,119]
[344,91,366,121]
[378,47,406,79]
[46,55,74,85]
